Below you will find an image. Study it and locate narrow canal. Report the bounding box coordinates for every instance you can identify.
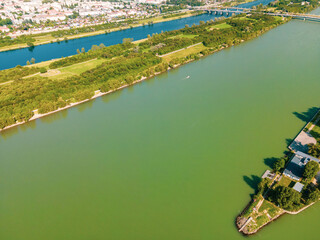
[0,0,272,70]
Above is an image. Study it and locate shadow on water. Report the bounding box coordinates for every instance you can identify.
[40,110,69,123]
[27,46,35,52]
[293,107,318,123]
[243,106,319,190]
[264,157,278,169]
[77,99,95,112]
[243,175,261,194]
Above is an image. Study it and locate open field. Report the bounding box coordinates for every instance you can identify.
[162,43,207,62]
[212,23,232,29]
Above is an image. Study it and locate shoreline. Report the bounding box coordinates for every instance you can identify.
[0,11,201,53]
[0,72,163,133]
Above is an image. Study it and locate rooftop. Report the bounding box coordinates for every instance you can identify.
[293,182,304,192]
[283,151,320,181]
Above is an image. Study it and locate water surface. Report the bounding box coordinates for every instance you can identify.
[1,7,320,240]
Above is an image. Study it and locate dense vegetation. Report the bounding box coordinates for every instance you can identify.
[0,14,285,130]
[49,42,133,69]
[0,35,35,48]
[0,53,162,128]
[270,0,320,13]
[0,65,40,83]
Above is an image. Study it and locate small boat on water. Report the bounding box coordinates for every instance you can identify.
[186,76,190,79]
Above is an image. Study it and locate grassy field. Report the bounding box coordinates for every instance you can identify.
[258,200,280,218]
[24,58,107,81]
[278,176,294,187]
[162,43,207,62]
[59,58,106,75]
[212,23,232,29]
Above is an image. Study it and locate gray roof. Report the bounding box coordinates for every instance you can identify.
[283,151,320,181]
[293,182,304,192]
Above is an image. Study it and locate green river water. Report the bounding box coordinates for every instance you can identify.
[1,10,320,240]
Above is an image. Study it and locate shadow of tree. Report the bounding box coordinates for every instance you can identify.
[293,107,318,123]
[310,130,320,141]
[243,175,261,192]
[264,157,278,169]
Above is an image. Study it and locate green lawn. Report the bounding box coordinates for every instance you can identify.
[212,23,232,29]
[162,43,206,62]
[278,176,293,187]
[59,58,106,75]
[258,200,280,218]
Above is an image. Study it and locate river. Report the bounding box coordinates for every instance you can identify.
[0,6,320,240]
[0,0,272,70]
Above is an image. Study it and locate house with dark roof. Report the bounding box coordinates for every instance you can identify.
[283,151,320,181]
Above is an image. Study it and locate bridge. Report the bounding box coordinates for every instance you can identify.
[194,6,320,22]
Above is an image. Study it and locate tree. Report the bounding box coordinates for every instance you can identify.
[271,186,301,210]
[27,42,34,47]
[81,47,85,53]
[26,60,30,65]
[308,143,320,158]
[30,58,35,64]
[273,158,285,172]
[76,49,80,54]
[122,38,133,45]
[303,161,320,181]
[302,184,319,204]
[39,67,47,73]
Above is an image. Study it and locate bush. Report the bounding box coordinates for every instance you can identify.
[39,67,47,73]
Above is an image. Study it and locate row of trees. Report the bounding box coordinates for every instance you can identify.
[49,41,133,69]
[270,0,320,13]
[0,35,35,48]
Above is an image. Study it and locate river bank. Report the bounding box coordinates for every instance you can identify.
[0,14,287,133]
[0,11,202,53]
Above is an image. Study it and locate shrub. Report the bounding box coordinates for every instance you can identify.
[39,67,47,73]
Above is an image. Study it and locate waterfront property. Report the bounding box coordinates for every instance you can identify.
[283,151,320,181]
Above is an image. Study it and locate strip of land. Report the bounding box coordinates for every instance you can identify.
[0,13,287,131]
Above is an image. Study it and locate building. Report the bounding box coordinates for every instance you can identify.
[292,182,304,192]
[0,26,10,33]
[283,151,320,181]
